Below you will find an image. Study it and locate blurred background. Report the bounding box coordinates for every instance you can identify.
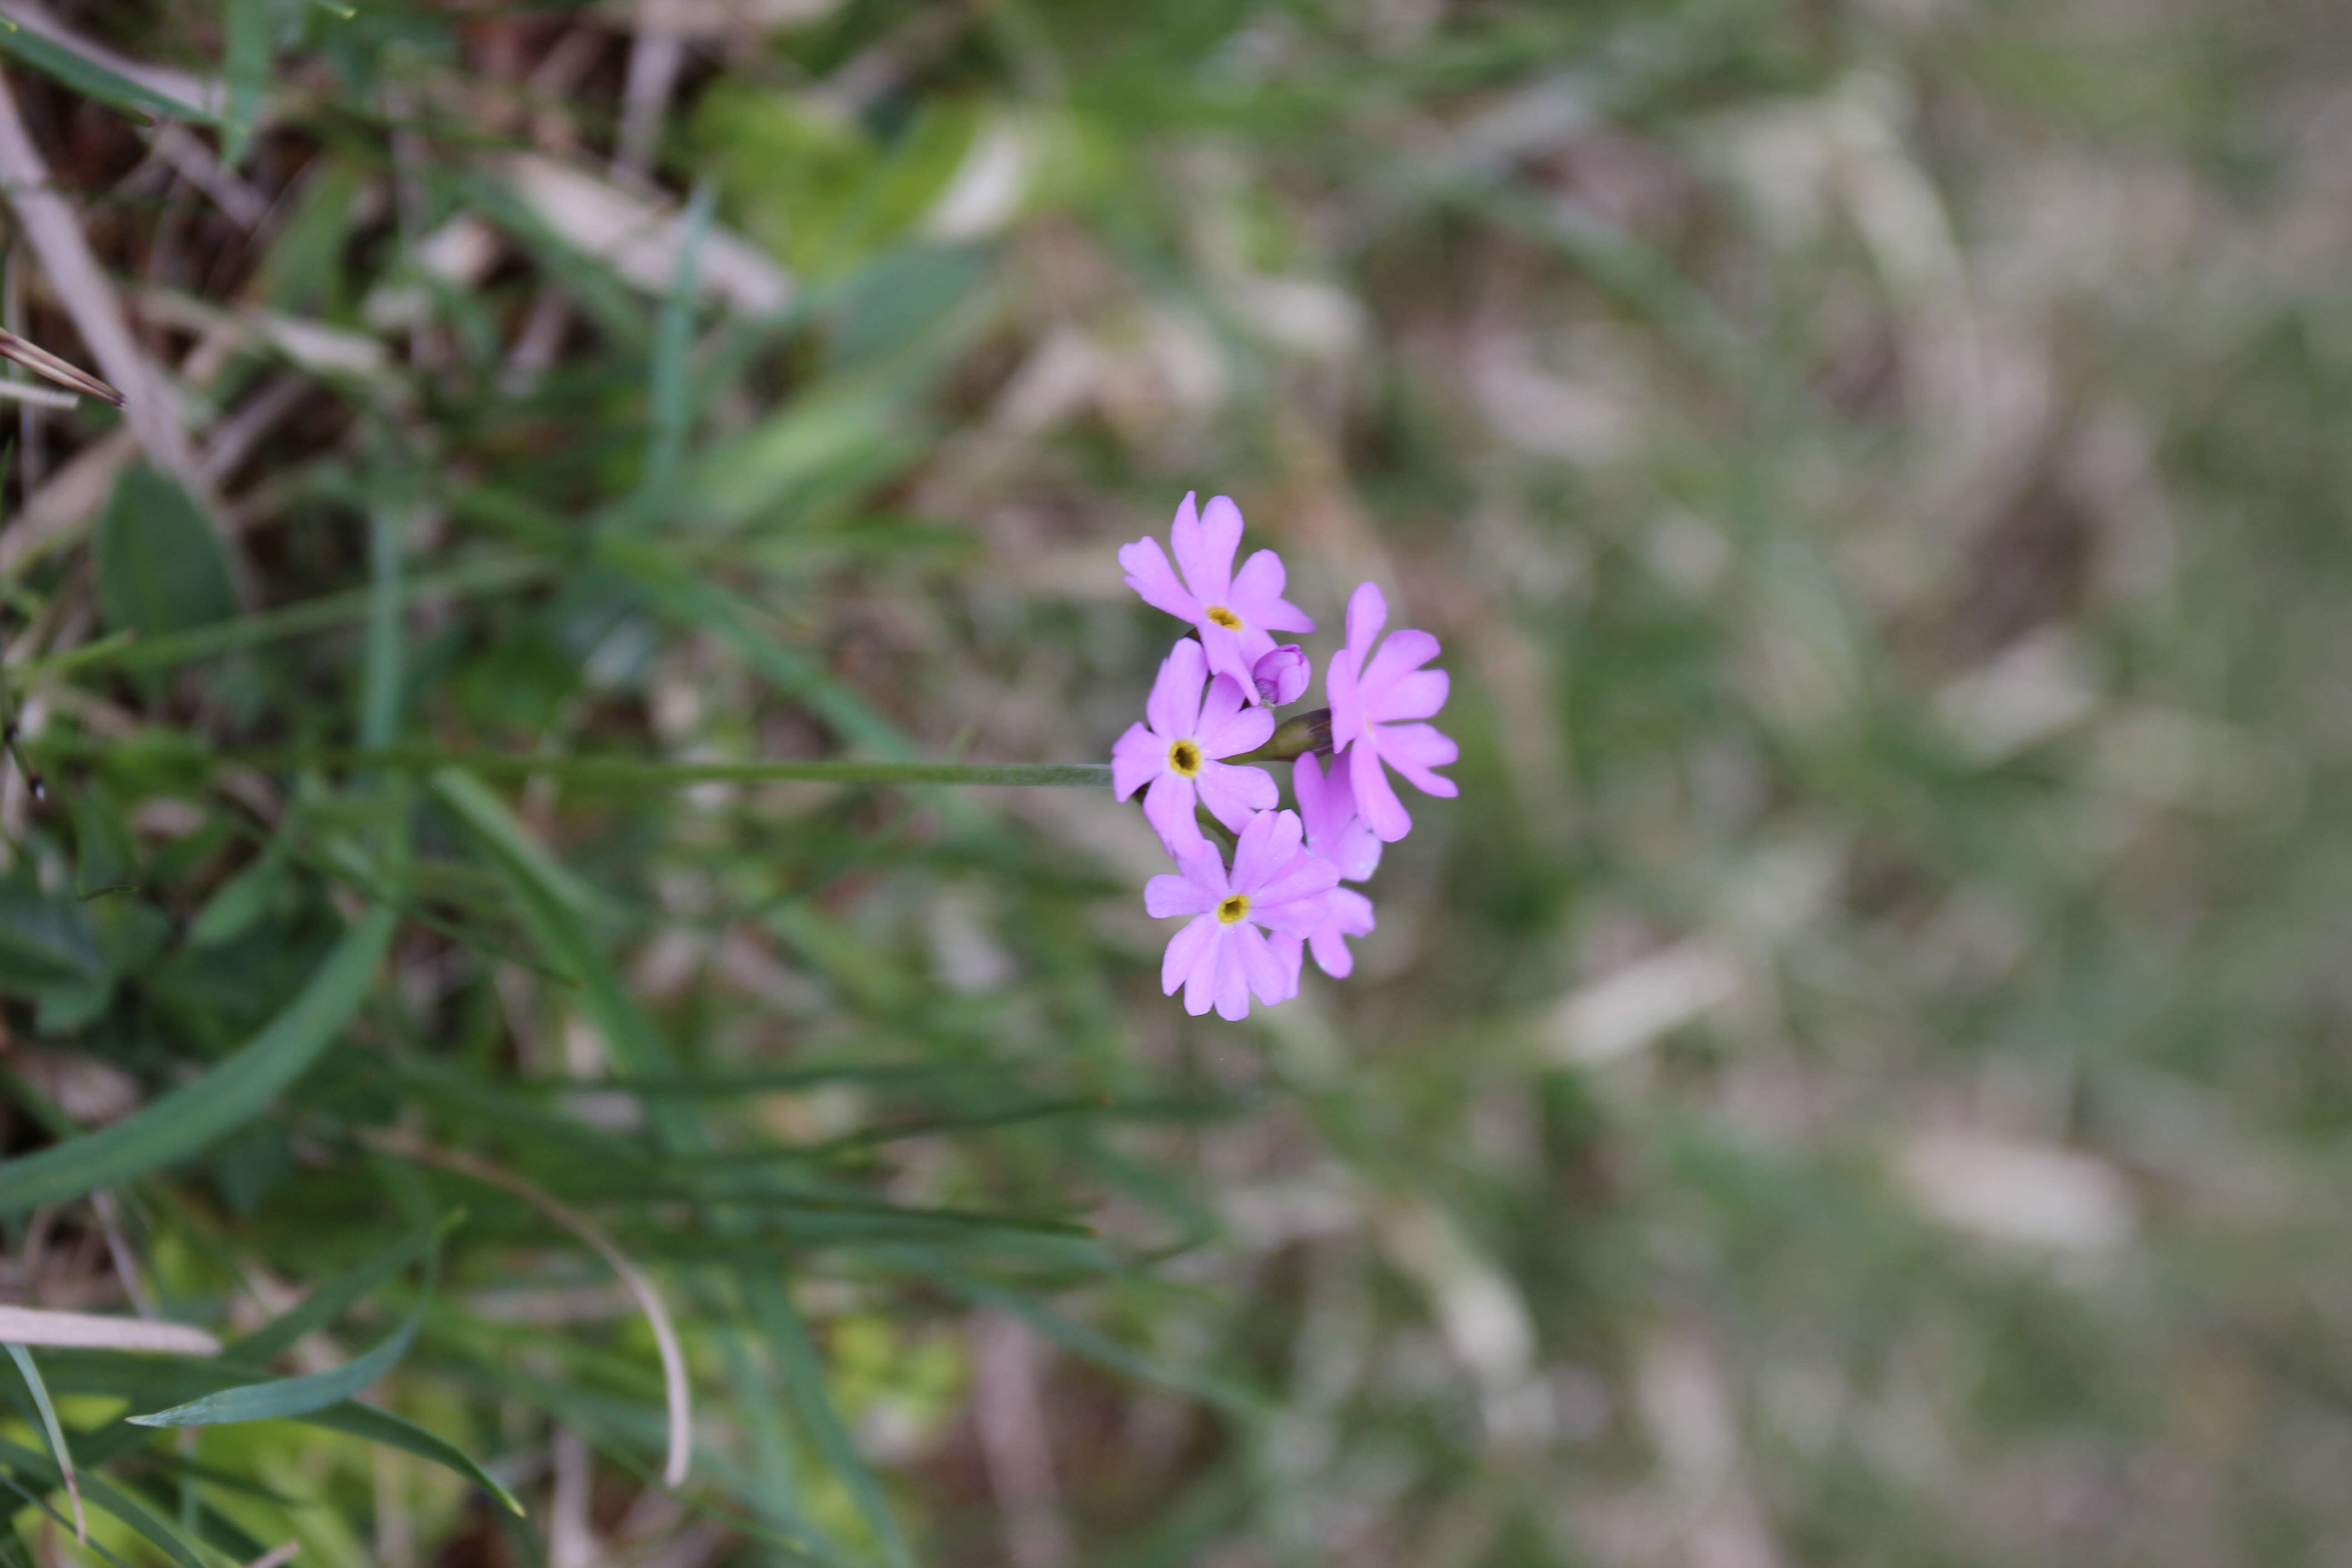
[0,0,2350,1564]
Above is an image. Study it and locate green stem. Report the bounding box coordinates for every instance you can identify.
[28,737,1112,789]
[9,556,553,679]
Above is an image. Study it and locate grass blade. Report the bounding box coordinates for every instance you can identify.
[740,1272,913,1568]
[0,906,395,1213]
[0,1436,207,1568]
[2,1345,82,1539]
[361,1130,691,1489]
[300,1401,524,1517]
[127,1294,426,1427]
[0,24,216,126]
[220,0,267,164]
[226,1212,460,1366]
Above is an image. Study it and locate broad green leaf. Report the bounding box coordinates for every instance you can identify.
[0,876,101,995]
[69,786,137,899]
[187,846,289,948]
[0,906,394,1213]
[96,465,237,639]
[0,26,217,125]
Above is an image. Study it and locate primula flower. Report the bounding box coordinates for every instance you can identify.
[1273,885,1377,985]
[1325,582,1457,842]
[1112,637,1276,852]
[1271,754,1380,985]
[1292,752,1382,882]
[1119,493,1315,699]
[1252,644,1310,706]
[1146,809,1339,1020]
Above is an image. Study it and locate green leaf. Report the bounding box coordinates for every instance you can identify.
[187,846,289,948]
[0,1467,136,1568]
[38,1351,523,1516]
[0,26,218,126]
[637,183,713,514]
[2,1345,80,1539]
[0,1436,208,1568]
[0,906,394,1213]
[220,0,269,165]
[298,1402,524,1517]
[131,1211,456,1428]
[0,876,102,995]
[227,1212,454,1365]
[428,768,622,928]
[741,1273,913,1568]
[125,1300,421,1428]
[97,465,237,639]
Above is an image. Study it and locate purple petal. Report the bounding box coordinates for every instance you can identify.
[1350,734,1413,842]
[1194,760,1278,833]
[1171,493,1229,604]
[1233,923,1290,1007]
[1147,637,1207,740]
[1343,581,1387,663]
[1196,621,1258,697]
[1163,913,1218,999]
[1255,884,1329,936]
[1230,808,1303,893]
[1212,931,1251,1020]
[1336,819,1383,882]
[1254,850,1343,912]
[1195,496,1245,602]
[1362,628,1441,691]
[1118,537,1200,622]
[1325,641,1363,747]
[1306,917,1354,979]
[1229,550,1317,635]
[1252,643,1310,706]
[1145,867,1216,919]
[1366,667,1449,724]
[1197,679,1276,757]
[1291,754,1340,843]
[1142,772,1207,854]
[1181,922,1222,1015]
[1375,721,1460,797]
[1111,723,1162,800]
[1269,932,1305,997]
[1330,887,1376,937]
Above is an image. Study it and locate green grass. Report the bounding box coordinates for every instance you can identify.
[0,0,2347,1564]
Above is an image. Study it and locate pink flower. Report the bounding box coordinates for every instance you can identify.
[1118,493,1315,700]
[1111,638,1277,853]
[1252,644,1310,706]
[1292,753,1382,882]
[1145,809,1339,1020]
[1272,886,1377,985]
[1324,582,1457,843]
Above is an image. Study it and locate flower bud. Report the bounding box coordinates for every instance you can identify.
[1252,644,1310,706]
[1250,707,1332,762]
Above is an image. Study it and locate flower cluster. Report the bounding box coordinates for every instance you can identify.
[1114,492,1456,1020]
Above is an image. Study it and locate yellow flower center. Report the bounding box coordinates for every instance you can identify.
[1216,893,1251,925]
[1205,605,1243,631]
[1167,739,1203,776]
